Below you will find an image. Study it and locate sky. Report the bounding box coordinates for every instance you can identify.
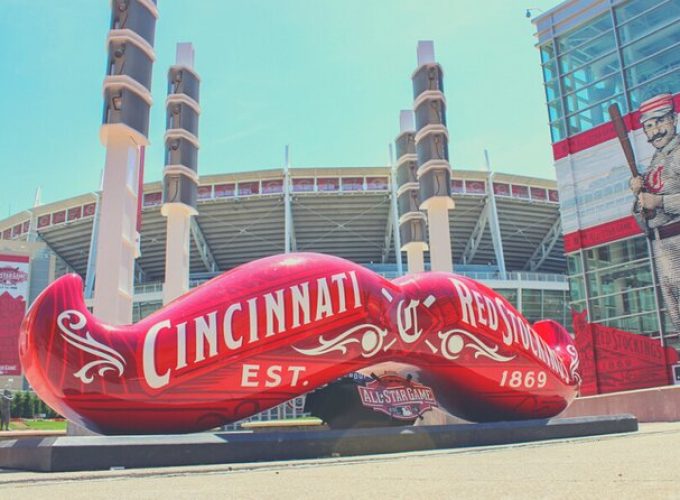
[1,0,561,216]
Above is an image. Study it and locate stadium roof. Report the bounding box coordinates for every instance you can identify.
[0,167,565,282]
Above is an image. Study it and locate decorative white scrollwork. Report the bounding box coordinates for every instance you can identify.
[566,344,582,385]
[293,323,388,358]
[57,310,126,384]
[437,328,516,362]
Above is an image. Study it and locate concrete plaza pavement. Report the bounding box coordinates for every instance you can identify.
[1,422,679,499]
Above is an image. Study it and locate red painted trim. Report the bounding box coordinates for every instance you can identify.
[552,94,680,160]
[563,215,643,253]
[0,254,29,263]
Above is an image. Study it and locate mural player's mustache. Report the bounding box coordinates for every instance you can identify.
[649,130,667,143]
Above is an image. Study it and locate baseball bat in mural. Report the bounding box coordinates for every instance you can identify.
[609,104,638,177]
[610,103,655,221]
[20,253,580,434]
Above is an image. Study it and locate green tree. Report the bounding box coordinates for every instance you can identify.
[20,391,33,418]
[10,391,23,418]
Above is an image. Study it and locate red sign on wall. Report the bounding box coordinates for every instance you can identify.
[0,254,30,375]
[572,310,678,395]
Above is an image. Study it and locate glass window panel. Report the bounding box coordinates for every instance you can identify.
[584,237,649,270]
[543,290,568,324]
[545,79,560,101]
[622,21,680,66]
[542,59,558,83]
[135,301,162,321]
[629,68,680,108]
[559,31,616,74]
[588,287,656,319]
[618,2,680,45]
[615,0,665,24]
[625,42,680,89]
[569,275,586,302]
[663,333,680,351]
[495,289,517,308]
[550,120,566,142]
[540,42,555,64]
[548,99,564,121]
[521,289,542,323]
[567,253,583,274]
[567,94,626,135]
[565,74,624,115]
[586,261,653,298]
[561,52,620,94]
[557,14,613,55]
[661,311,675,334]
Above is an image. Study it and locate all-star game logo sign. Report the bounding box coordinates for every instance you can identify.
[0,266,28,287]
[357,374,438,420]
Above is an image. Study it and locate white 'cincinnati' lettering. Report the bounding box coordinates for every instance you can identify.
[142,271,363,389]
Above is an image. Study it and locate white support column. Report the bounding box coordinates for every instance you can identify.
[93,134,143,324]
[389,144,403,274]
[406,245,425,273]
[284,145,292,254]
[425,197,453,273]
[162,203,195,304]
[484,150,507,279]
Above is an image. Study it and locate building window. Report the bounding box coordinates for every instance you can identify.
[614,0,666,25]
[624,43,680,90]
[616,1,680,46]
[558,31,617,75]
[556,13,614,55]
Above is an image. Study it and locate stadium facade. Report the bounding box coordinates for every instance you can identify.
[0,166,568,382]
[533,0,680,351]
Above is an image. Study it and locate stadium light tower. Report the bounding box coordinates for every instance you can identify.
[394,111,427,273]
[412,41,454,273]
[162,43,201,304]
[94,0,158,324]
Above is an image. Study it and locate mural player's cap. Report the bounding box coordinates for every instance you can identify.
[639,93,674,122]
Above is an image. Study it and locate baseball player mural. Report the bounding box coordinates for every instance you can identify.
[629,93,680,331]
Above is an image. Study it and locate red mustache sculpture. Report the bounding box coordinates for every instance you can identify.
[20,253,579,434]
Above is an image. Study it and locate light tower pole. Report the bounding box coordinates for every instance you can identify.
[412,41,454,273]
[395,110,428,273]
[162,43,201,304]
[94,0,158,324]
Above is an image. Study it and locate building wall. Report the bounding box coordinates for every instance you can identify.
[535,0,680,349]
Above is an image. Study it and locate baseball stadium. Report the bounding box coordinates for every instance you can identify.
[0,166,567,322]
[0,165,569,424]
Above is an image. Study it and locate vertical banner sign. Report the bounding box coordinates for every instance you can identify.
[0,255,29,375]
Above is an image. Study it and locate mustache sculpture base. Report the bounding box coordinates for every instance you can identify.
[20,253,580,434]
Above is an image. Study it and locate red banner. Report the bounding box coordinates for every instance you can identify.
[0,254,29,375]
[572,310,678,395]
[563,216,643,252]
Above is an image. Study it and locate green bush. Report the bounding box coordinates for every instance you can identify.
[8,391,60,419]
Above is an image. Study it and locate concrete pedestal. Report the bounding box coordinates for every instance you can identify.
[0,415,637,472]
